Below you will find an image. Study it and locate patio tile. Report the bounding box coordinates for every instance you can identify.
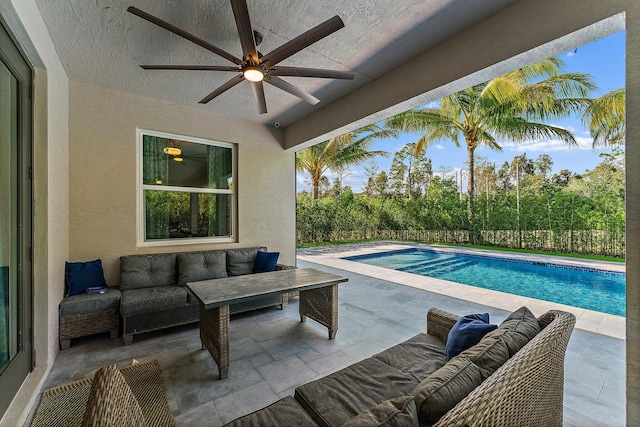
[213,381,280,425]
[307,350,355,375]
[256,355,318,394]
[174,401,222,427]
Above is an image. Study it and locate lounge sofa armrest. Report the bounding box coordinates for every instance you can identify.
[276,263,290,271]
[426,308,460,343]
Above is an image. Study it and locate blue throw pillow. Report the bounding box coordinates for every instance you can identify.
[65,259,107,296]
[253,251,280,273]
[446,313,497,360]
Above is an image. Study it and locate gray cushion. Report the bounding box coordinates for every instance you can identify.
[226,247,266,276]
[341,396,418,427]
[223,396,317,427]
[59,288,121,316]
[120,286,187,316]
[119,254,177,290]
[178,251,227,286]
[295,357,418,427]
[373,333,448,382]
[412,355,483,425]
[487,306,541,356]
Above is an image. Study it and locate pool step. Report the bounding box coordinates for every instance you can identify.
[405,258,475,276]
[397,256,460,273]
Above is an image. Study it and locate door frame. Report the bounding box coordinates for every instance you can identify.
[0,15,33,418]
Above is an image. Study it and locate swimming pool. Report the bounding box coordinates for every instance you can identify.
[344,248,626,316]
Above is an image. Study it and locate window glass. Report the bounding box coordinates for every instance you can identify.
[139,131,235,244]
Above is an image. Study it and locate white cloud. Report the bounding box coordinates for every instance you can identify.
[507,136,594,152]
[566,51,576,57]
[435,144,445,150]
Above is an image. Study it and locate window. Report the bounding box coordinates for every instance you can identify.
[138,129,236,246]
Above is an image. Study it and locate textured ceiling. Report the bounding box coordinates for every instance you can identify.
[35,0,517,127]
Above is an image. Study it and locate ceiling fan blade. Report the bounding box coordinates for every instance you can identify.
[269,66,355,80]
[264,76,320,105]
[199,74,245,104]
[250,81,267,114]
[230,0,258,63]
[260,16,344,67]
[141,65,240,71]
[127,6,243,66]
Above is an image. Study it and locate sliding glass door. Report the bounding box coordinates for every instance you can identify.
[0,18,32,417]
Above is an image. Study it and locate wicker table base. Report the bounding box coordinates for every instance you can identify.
[188,268,347,379]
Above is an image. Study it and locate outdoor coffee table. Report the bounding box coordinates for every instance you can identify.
[187,267,348,379]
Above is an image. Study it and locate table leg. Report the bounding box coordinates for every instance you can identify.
[299,283,338,339]
[199,304,230,379]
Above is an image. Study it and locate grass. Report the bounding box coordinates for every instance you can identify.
[297,239,625,263]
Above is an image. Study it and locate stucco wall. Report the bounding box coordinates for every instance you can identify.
[68,81,296,286]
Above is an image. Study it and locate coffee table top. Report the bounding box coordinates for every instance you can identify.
[186,267,348,309]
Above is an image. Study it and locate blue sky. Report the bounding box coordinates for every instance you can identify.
[297,30,625,193]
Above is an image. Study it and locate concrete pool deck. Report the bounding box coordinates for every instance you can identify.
[298,241,626,340]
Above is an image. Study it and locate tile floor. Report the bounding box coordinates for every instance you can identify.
[33,247,626,426]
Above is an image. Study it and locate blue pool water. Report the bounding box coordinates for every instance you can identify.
[345,249,626,316]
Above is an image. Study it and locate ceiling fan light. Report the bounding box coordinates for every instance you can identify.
[243,66,264,82]
[163,146,181,156]
[173,156,184,162]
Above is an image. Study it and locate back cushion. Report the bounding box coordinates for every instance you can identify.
[412,355,483,425]
[119,254,177,290]
[178,251,227,286]
[486,306,541,356]
[226,247,266,276]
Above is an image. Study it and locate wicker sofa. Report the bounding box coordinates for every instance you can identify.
[59,246,288,348]
[119,246,289,345]
[226,306,576,427]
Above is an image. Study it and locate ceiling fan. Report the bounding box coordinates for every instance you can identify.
[127,0,356,114]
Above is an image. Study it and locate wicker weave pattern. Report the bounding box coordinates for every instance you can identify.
[59,309,119,349]
[426,307,460,342]
[30,359,175,427]
[199,304,231,379]
[432,310,576,427]
[299,284,339,339]
[81,364,147,427]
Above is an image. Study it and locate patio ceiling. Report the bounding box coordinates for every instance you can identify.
[35,0,517,130]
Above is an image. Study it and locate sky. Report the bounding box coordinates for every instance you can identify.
[296,30,626,193]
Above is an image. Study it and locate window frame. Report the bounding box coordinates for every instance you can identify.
[136,128,237,247]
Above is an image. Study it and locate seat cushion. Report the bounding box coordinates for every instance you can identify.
[81,364,147,427]
[226,247,266,276]
[223,396,317,427]
[341,396,418,427]
[120,254,177,290]
[120,286,188,316]
[372,333,448,382]
[59,287,121,316]
[178,251,227,286]
[295,357,419,427]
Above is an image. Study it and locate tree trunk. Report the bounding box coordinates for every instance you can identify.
[312,177,320,199]
[466,143,477,243]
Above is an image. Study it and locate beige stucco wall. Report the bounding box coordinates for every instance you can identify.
[68,81,296,286]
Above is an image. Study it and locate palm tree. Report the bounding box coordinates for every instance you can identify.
[384,57,595,241]
[582,88,625,147]
[296,124,396,199]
